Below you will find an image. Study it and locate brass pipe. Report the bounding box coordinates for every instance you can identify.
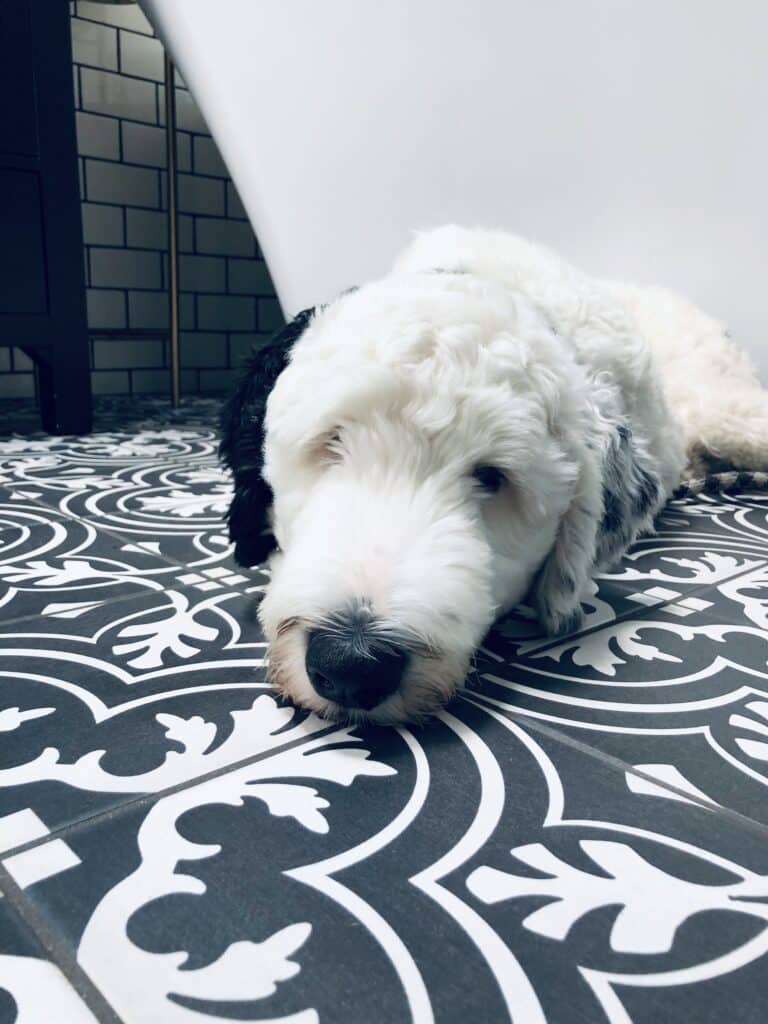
[164,49,180,406]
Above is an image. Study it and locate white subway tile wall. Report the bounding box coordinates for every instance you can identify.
[75,111,120,159]
[0,2,283,401]
[81,203,124,246]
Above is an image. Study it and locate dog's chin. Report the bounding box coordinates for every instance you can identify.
[265,624,468,725]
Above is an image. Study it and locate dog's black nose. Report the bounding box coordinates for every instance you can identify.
[305,629,407,710]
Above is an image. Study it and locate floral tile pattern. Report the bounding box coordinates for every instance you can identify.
[473,561,768,827]
[0,504,180,621]
[0,397,767,1023]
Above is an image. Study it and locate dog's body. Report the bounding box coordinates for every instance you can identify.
[221,226,768,723]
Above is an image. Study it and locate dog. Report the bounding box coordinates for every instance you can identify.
[220,225,768,723]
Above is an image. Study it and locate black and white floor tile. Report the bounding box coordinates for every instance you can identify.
[1,398,767,1023]
[0,899,98,1023]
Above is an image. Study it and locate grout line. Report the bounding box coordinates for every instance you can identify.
[3,475,767,660]
[3,459,768,612]
[72,13,154,40]
[0,862,124,1024]
[0,493,273,606]
[632,527,768,546]
[0,720,341,863]
[0,569,241,632]
[0,472,268,648]
[4,439,768,840]
[461,692,768,842]
[7,467,768,618]
[501,553,768,662]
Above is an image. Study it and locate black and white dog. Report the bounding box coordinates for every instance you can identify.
[220,226,768,723]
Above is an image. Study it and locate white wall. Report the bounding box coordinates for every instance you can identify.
[144,0,767,378]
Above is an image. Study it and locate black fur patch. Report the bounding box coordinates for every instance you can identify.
[676,470,768,499]
[600,490,623,535]
[219,307,315,566]
[556,568,578,594]
[596,422,662,566]
[632,467,660,517]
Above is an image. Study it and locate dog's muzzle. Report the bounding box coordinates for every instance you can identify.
[304,627,408,710]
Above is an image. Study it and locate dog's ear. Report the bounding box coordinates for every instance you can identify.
[594,424,663,569]
[529,439,603,637]
[531,422,663,636]
[219,307,315,566]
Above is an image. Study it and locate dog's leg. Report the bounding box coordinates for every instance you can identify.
[682,377,768,476]
[674,377,768,497]
[631,286,768,476]
[676,351,768,477]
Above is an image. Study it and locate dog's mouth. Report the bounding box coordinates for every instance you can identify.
[266,612,453,723]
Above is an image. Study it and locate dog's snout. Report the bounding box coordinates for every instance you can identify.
[305,629,407,710]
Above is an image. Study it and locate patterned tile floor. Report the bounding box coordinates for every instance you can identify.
[1,397,767,1024]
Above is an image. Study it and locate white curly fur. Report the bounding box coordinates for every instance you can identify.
[258,225,767,723]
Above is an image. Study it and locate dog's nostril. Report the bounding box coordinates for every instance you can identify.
[310,672,333,695]
[305,628,407,710]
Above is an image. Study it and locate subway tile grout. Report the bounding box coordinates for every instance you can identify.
[72,15,153,42]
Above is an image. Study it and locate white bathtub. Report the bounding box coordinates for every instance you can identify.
[140,0,767,378]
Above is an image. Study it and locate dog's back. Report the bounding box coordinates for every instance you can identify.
[396,225,768,481]
[608,282,767,478]
[396,225,684,492]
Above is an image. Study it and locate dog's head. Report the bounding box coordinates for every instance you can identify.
[221,270,660,722]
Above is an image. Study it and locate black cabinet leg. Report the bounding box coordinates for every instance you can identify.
[36,349,92,435]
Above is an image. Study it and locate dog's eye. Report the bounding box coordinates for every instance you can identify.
[310,428,343,464]
[472,465,506,493]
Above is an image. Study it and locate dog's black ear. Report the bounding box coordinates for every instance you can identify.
[219,307,315,566]
[594,424,663,569]
[531,421,663,637]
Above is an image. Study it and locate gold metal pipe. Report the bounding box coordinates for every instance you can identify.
[164,49,180,406]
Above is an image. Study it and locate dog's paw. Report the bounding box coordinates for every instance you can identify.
[536,599,585,639]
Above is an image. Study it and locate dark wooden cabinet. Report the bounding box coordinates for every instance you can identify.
[0,0,91,433]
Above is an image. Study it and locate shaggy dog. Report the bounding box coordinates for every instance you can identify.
[220,226,768,723]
